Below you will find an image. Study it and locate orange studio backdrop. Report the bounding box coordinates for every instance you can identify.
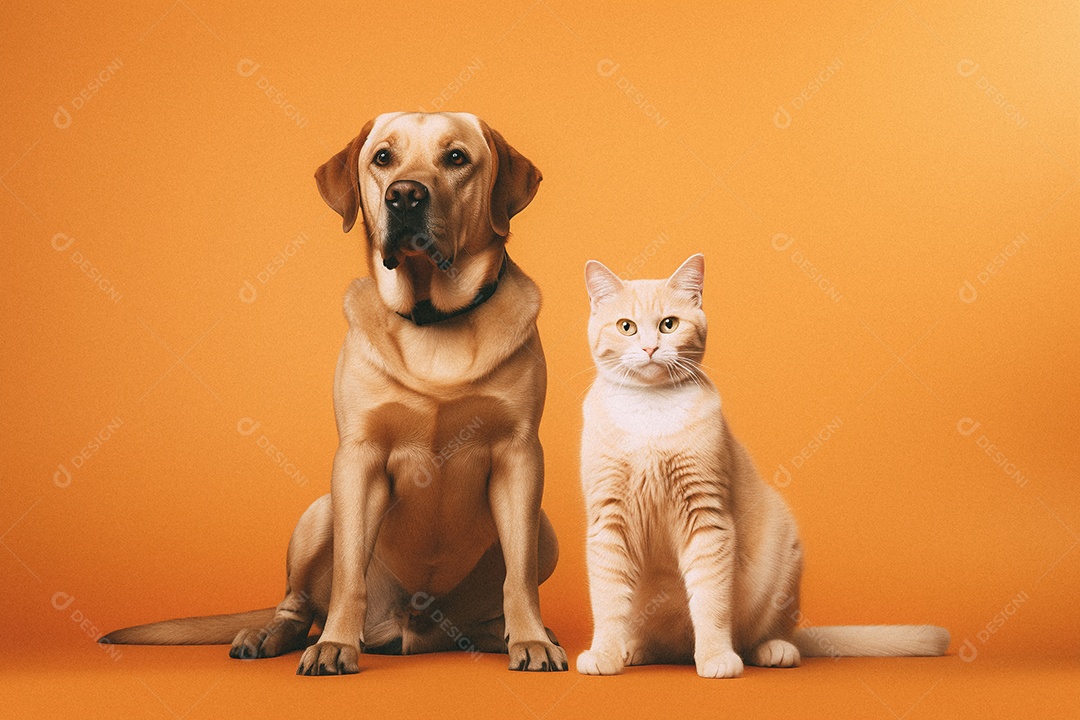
[1,1,1078,718]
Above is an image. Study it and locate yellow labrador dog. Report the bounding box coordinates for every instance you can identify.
[103,112,568,675]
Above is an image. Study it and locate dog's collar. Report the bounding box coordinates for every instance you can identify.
[396,253,508,327]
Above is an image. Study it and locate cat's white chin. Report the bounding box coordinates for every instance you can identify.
[601,362,686,388]
[630,362,691,386]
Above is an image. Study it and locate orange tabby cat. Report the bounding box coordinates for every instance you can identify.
[577,254,948,678]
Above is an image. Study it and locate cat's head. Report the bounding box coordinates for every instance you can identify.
[585,254,707,387]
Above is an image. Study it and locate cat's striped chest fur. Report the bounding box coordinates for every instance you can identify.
[581,378,729,516]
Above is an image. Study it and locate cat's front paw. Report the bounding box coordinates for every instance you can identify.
[576,649,625,676]
[696,649,744,678]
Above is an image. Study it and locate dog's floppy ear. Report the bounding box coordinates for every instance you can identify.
[481,122,542,237]
[315,119,375,233]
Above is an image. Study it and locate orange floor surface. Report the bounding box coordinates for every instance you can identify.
[2,643,1077,719]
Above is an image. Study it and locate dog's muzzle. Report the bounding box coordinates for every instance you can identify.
[381,180,452,271]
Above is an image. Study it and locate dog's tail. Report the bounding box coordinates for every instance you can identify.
[99,608,277,645]
[792,625,950,658]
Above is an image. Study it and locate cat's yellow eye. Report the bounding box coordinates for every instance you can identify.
[659,316,680,333]
[617,319,638,335]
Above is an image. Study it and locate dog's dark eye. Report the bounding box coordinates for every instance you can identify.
[447,149,469,166]
[373,149,392,166]
[659,317,680,333]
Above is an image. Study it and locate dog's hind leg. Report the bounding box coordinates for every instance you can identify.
[230,603,313,660]
[231,494,334,659]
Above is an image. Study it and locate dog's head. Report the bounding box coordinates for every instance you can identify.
[315,112,541,314]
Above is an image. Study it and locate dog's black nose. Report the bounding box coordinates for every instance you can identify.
[385,181,429,212]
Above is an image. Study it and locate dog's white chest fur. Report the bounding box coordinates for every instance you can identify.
[599,382,715,437]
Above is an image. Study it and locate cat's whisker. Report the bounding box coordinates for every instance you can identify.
[664,363,678,389]
[672,358,706,389]
[683,357,715,371]
[681,357,719,381]
[574,363,624,399]
[671,363,691,390]
[678,370,700,391]
[567,362,614,381]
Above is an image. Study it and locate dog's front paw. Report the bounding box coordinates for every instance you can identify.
[576,649,624,676]
[696,649,744,678]
[296,641,360,676]
[508,639,568,672]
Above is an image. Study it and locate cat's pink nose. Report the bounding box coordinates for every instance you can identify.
[644,347,657,358]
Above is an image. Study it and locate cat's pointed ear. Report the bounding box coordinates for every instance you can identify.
[585,260,624,306]
[667,253,705,305]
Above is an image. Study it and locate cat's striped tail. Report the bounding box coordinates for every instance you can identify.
[792,625,950,657]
